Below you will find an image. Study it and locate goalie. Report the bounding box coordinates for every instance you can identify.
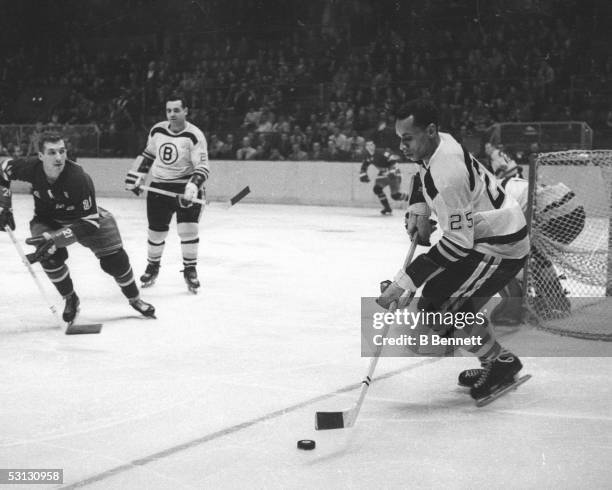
[490,157,586,324]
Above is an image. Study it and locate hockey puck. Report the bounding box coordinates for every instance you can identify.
[297,439,316,450]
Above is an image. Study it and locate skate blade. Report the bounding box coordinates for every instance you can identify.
[65,322,103,335]
[187,287,199,294]
[141,280,156,288]
[475,374,532,407]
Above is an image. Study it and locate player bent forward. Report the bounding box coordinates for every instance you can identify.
[125,95,209,293]
[378,100,530,402]
[0,132,155,323]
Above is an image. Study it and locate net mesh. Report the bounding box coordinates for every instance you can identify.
[525,150,612,341]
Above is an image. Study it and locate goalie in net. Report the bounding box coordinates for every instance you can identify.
[488,147,587,325]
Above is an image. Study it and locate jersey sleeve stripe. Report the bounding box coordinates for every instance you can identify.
[474,225,527,245]
[440,236,471,255]
[437,240,463,261]
[435,241,461,262]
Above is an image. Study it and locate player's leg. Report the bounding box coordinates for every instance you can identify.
[78,208,155,317]
[373,175,392,215]
[420,252,526,398]
[450,255,527,399]
[176,195,204,293]
[389,174,409,202]
[143,188,175,287]
[29,218,79,323]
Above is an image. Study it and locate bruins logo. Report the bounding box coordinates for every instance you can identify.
[159,143,179,164]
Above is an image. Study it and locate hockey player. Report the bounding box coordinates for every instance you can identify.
[377,99,530,402]
[492,166,585,323]
[125,96,210,293]
[0,132,155,324]
[484,142,520,179]
[359,141,406,215]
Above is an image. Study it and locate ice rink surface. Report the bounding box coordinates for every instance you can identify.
[1,195,611,489]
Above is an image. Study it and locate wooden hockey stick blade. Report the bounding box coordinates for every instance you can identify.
[65,322,103,335]
[475,374,532,407]
[226,186,250,207]
[315,410,349,430]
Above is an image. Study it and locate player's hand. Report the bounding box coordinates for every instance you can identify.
[404,202,433,246]
[359,173,370,183]
[25,228,76,263]
[0,187,15,231]
[405,214,437,246]
[376,280,405,310]
[125,171,145,195]
[183,182,198,202]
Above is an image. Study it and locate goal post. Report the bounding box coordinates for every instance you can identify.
[523,150,612,341]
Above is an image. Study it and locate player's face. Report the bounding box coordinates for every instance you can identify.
[365,142,375,155]
[166,100,187,125]
[39,140,67,181]
[396,116,437,161]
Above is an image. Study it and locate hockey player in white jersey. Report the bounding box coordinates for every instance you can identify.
[125,95,210,293]
[377,99,530,403]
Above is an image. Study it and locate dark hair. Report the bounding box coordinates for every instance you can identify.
[395,99,439,129]
[39,132,64,152]
[166,94,187,108]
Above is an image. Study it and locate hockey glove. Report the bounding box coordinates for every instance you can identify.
[359,173,370,183]
[0,187,15,231]
[25,228,77,263]
[376,270,417,310]
[125,171,146,196]
[404,202,435,246]
[183,181,198,202]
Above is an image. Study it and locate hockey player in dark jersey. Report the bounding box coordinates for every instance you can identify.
[359,141,407,215]
[0,132,155,324]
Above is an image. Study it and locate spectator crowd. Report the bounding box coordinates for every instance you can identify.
[0,0,611,159]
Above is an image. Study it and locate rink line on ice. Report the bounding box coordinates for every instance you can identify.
[62,358,442,489]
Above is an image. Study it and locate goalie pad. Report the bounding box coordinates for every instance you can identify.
[490,277,524,326]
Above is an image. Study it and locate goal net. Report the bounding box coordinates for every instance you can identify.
[524,150,612,341]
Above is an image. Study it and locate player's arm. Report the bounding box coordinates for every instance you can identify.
[125,133,156,195]
[0,157,40,231]
[404,164,474,287]
[359,158,370,182]
[183,134,210,202]
[378,163,474,309]
[25,174,100,263]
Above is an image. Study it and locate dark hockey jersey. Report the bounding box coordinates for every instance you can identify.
[360,149,400,176]
[1,157,100,236]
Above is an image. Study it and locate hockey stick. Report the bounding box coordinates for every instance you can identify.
[5,226,102,335]
[140,185,251,209]
[315,238,418,430]
[140,185,207,206]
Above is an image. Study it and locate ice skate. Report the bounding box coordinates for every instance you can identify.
[380,207,393,216]
[129,298,156,318]
[470,353,530,406]
[183,266,200,294]
[458,364,485,388]
[63,292,80,324]
[140,262,160,288]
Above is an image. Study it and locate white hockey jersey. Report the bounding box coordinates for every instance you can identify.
[500,176,529,213]
[142,121,209,184]
[414,133,529,279]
